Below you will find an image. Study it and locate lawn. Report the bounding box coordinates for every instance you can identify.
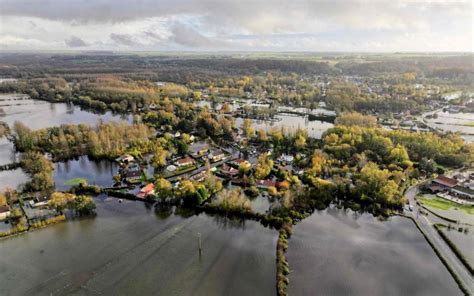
[64,178,88,186]
[418,196,474,215]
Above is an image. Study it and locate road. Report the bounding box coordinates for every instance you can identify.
[405,185,474,295]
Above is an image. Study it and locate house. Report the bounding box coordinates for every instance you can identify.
[125,170,142,183]
[450,185,474,199]
[276,180,290,191]
[166,165,177,172]
[190,171,207,182]
[256,180,277,190]
[190,143,209,158]
[278,154,294,163]
[432,175,458,189]
[116,154,134,164]
[0,205,10,220]
[175,156,196,168]
[453,174,467,183]
[221,164,239,177]
[29,196,49,208]
[229,159,251,168]
[209,150,226,163]
[137,183,155,199]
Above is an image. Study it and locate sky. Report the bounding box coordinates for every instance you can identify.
[0,0,472,52]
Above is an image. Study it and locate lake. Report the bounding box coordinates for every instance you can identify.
[0,94,131,130]
[0,197,277,296]
[287,208,461,295]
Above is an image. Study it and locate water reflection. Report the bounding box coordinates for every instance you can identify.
[0,94,132,130]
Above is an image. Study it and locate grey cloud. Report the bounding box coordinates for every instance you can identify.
[110,33,136,46]
[64,36,87,47]
[170,23,212,47]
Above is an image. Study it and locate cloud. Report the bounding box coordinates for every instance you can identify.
[64,36,87,47]
[0,0,471,51]
[110,33,137,46]
[170,22,215,47]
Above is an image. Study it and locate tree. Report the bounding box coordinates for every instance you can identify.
[255,154,274,179]
[243,119,255,137]
[151,146,168,168]
[335,112,377,128]
[154,178,172,200]
[74,195,96,215]
[49,192,76,212]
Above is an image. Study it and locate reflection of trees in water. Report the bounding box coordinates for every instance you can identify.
[212,215,247,231]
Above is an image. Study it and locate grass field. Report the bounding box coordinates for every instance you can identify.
[419,196,474,215]
[64,178,88,186]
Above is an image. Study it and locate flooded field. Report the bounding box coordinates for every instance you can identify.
[237,114,333,139]
[424,111,474,143]
[0,168,29,192]
[54,156,119,191]
[0,197,277,296]
[0,137,18,166]
[0,94,131,130]
[441,227,474,268]
[287,208,461,296]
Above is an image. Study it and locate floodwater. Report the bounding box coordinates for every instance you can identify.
[442,227,474,268]
[237,113,334,139]
[287,208,461,296]
[424,111,474,143]
[0,197,277,296]
[0,168,29,192]
[0,94,131,130]
[0,137,18,166]
[54,156,119,191]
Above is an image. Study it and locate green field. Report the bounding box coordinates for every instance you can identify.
[419,196,474,215]
[64,178,88,186]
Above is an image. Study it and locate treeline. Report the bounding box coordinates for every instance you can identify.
[13,121,155,160]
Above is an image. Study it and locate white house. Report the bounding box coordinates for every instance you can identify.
[0,206,11,220]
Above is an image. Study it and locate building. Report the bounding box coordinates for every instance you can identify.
[125,170,142,183]
[175,156,196,168]
[0,205,10,220]
[190,143,209,158]
[115,154,134,164]
[432,175,458,189]
[190,171,207,182]
[256,180,277,190]
[229,159,251,168]
[278,154,294,163]
[137,183,155,199]
[209,150,226,163]
[221,164,239,177]
[29,196,49,208]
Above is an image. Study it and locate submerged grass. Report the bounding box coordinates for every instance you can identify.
[419,196,474,215]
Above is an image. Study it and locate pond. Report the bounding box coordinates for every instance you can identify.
[54,156,119,191]
[0,197,277,295]
[287,208,461,295]
[0,94,131,130]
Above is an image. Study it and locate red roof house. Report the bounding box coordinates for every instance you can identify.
[433,176,458,188]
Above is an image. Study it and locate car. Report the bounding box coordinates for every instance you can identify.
[409,205,414,211]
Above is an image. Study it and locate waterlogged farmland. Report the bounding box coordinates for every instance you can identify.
[0,197,277,296]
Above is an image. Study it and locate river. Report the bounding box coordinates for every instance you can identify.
[287,208,461,295]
